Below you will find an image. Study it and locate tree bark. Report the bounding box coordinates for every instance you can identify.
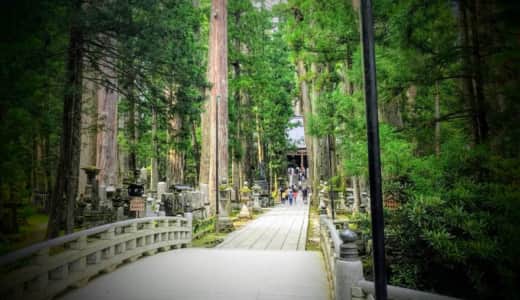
[127,83,137,178]
[352,176,361,213]
[207,0,228,215]
[78,77,98,195]
[199,96,210,186]
[47,3,84,237]
[468,0,488,143]
[310,62,323,207]
[168,89,185,185]
[151,104,159,190]
[96,58,119,189]
[190,120,200,186]
[459,0,488,145]
[297,59,314,201]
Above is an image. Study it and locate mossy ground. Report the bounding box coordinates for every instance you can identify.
[0,213,49,255]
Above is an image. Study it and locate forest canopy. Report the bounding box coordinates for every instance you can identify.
[0,0,519,299]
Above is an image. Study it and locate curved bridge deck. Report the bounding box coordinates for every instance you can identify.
[61,204,328,300]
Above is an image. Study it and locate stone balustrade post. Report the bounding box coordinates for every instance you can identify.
[144,220,154,230]
[125,223,137,234]
[35,248,49,265]
[70,236,87,250]
[101,227,115,240]
[320,204,328,216]
[157,219,166,228]
[30,248,50,291]
[335,229,364,300]
[184,212,193,246]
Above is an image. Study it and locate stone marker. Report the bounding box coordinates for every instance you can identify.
[157,182,167,202]
[238,203,251,219]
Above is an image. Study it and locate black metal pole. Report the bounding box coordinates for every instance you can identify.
[359,1,387,299]
[215,95,220,230]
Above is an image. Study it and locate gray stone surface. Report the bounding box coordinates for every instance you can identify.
[59,204,328,300]
[218,204,309,250]
[352,286,364,297]
[60,249,328,300]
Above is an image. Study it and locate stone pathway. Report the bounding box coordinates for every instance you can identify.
[217,204,309,250]
[60,204,328,300]
[61,249,328,300]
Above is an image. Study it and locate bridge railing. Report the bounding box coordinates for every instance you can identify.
[0,213,192,300]
[319,210,459,300]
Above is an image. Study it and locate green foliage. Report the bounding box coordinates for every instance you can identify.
[228,1,295,180]
[283,0,520,298]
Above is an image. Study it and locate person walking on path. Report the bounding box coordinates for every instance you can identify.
[302,187,308,204]
[288,187,293,206]
[292,186,298,206]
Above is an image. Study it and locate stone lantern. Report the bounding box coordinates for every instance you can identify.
[217,178,234,232]
[239,182,251,219]
[252,183,262,212]
[81,166,100,210]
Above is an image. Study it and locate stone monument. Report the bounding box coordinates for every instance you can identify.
[252,183,262,212]
[217,178,234,232]
[81,166,100,210]
[238,181,252,219]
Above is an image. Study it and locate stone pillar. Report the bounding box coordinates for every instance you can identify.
[336,229,364,300]
[157,182,167,201]
[252,184,262,212]
[184,212,193,244]
[82,167,100,209]
[216,182,234,232]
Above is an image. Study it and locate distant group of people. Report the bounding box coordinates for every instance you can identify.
[279,185,309,206]
[288,167,307,182]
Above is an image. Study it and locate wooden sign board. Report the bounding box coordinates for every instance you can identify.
[130,197,145,212]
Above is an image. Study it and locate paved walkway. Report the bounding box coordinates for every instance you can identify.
[61,204,328,300]
[217,204,309,250]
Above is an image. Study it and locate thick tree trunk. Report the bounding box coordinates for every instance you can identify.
[190,120,200,186]
[352,176,361,213]
[117,100,129,185]
[168,113,185,185]
[79,78,98,195]
[256,113,264,166]
[207,0,228,215]
[151,105,159,190]
[127,87,137,178]
[297,59,314,201]
[468,0,488,143]
[96,69,118,189]
[459,0,488,145]
[199,97,210,186]
[310,62,323,207]
[32,135,49,209]
[47,6,83,237]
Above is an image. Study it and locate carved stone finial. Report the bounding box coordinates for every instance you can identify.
[339,229,358,243]
[339,229,359,261]
[320,204,327,215]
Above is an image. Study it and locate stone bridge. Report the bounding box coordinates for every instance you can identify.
[0,204,459,300]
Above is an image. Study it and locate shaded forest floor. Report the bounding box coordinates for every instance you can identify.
[0,213,48,255]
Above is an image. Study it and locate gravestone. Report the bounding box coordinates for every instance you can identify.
[252,184,262,212]
[239,182,252,219]
[217,184,234,232]
[157,182,167,200]
[139,167,148,186]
